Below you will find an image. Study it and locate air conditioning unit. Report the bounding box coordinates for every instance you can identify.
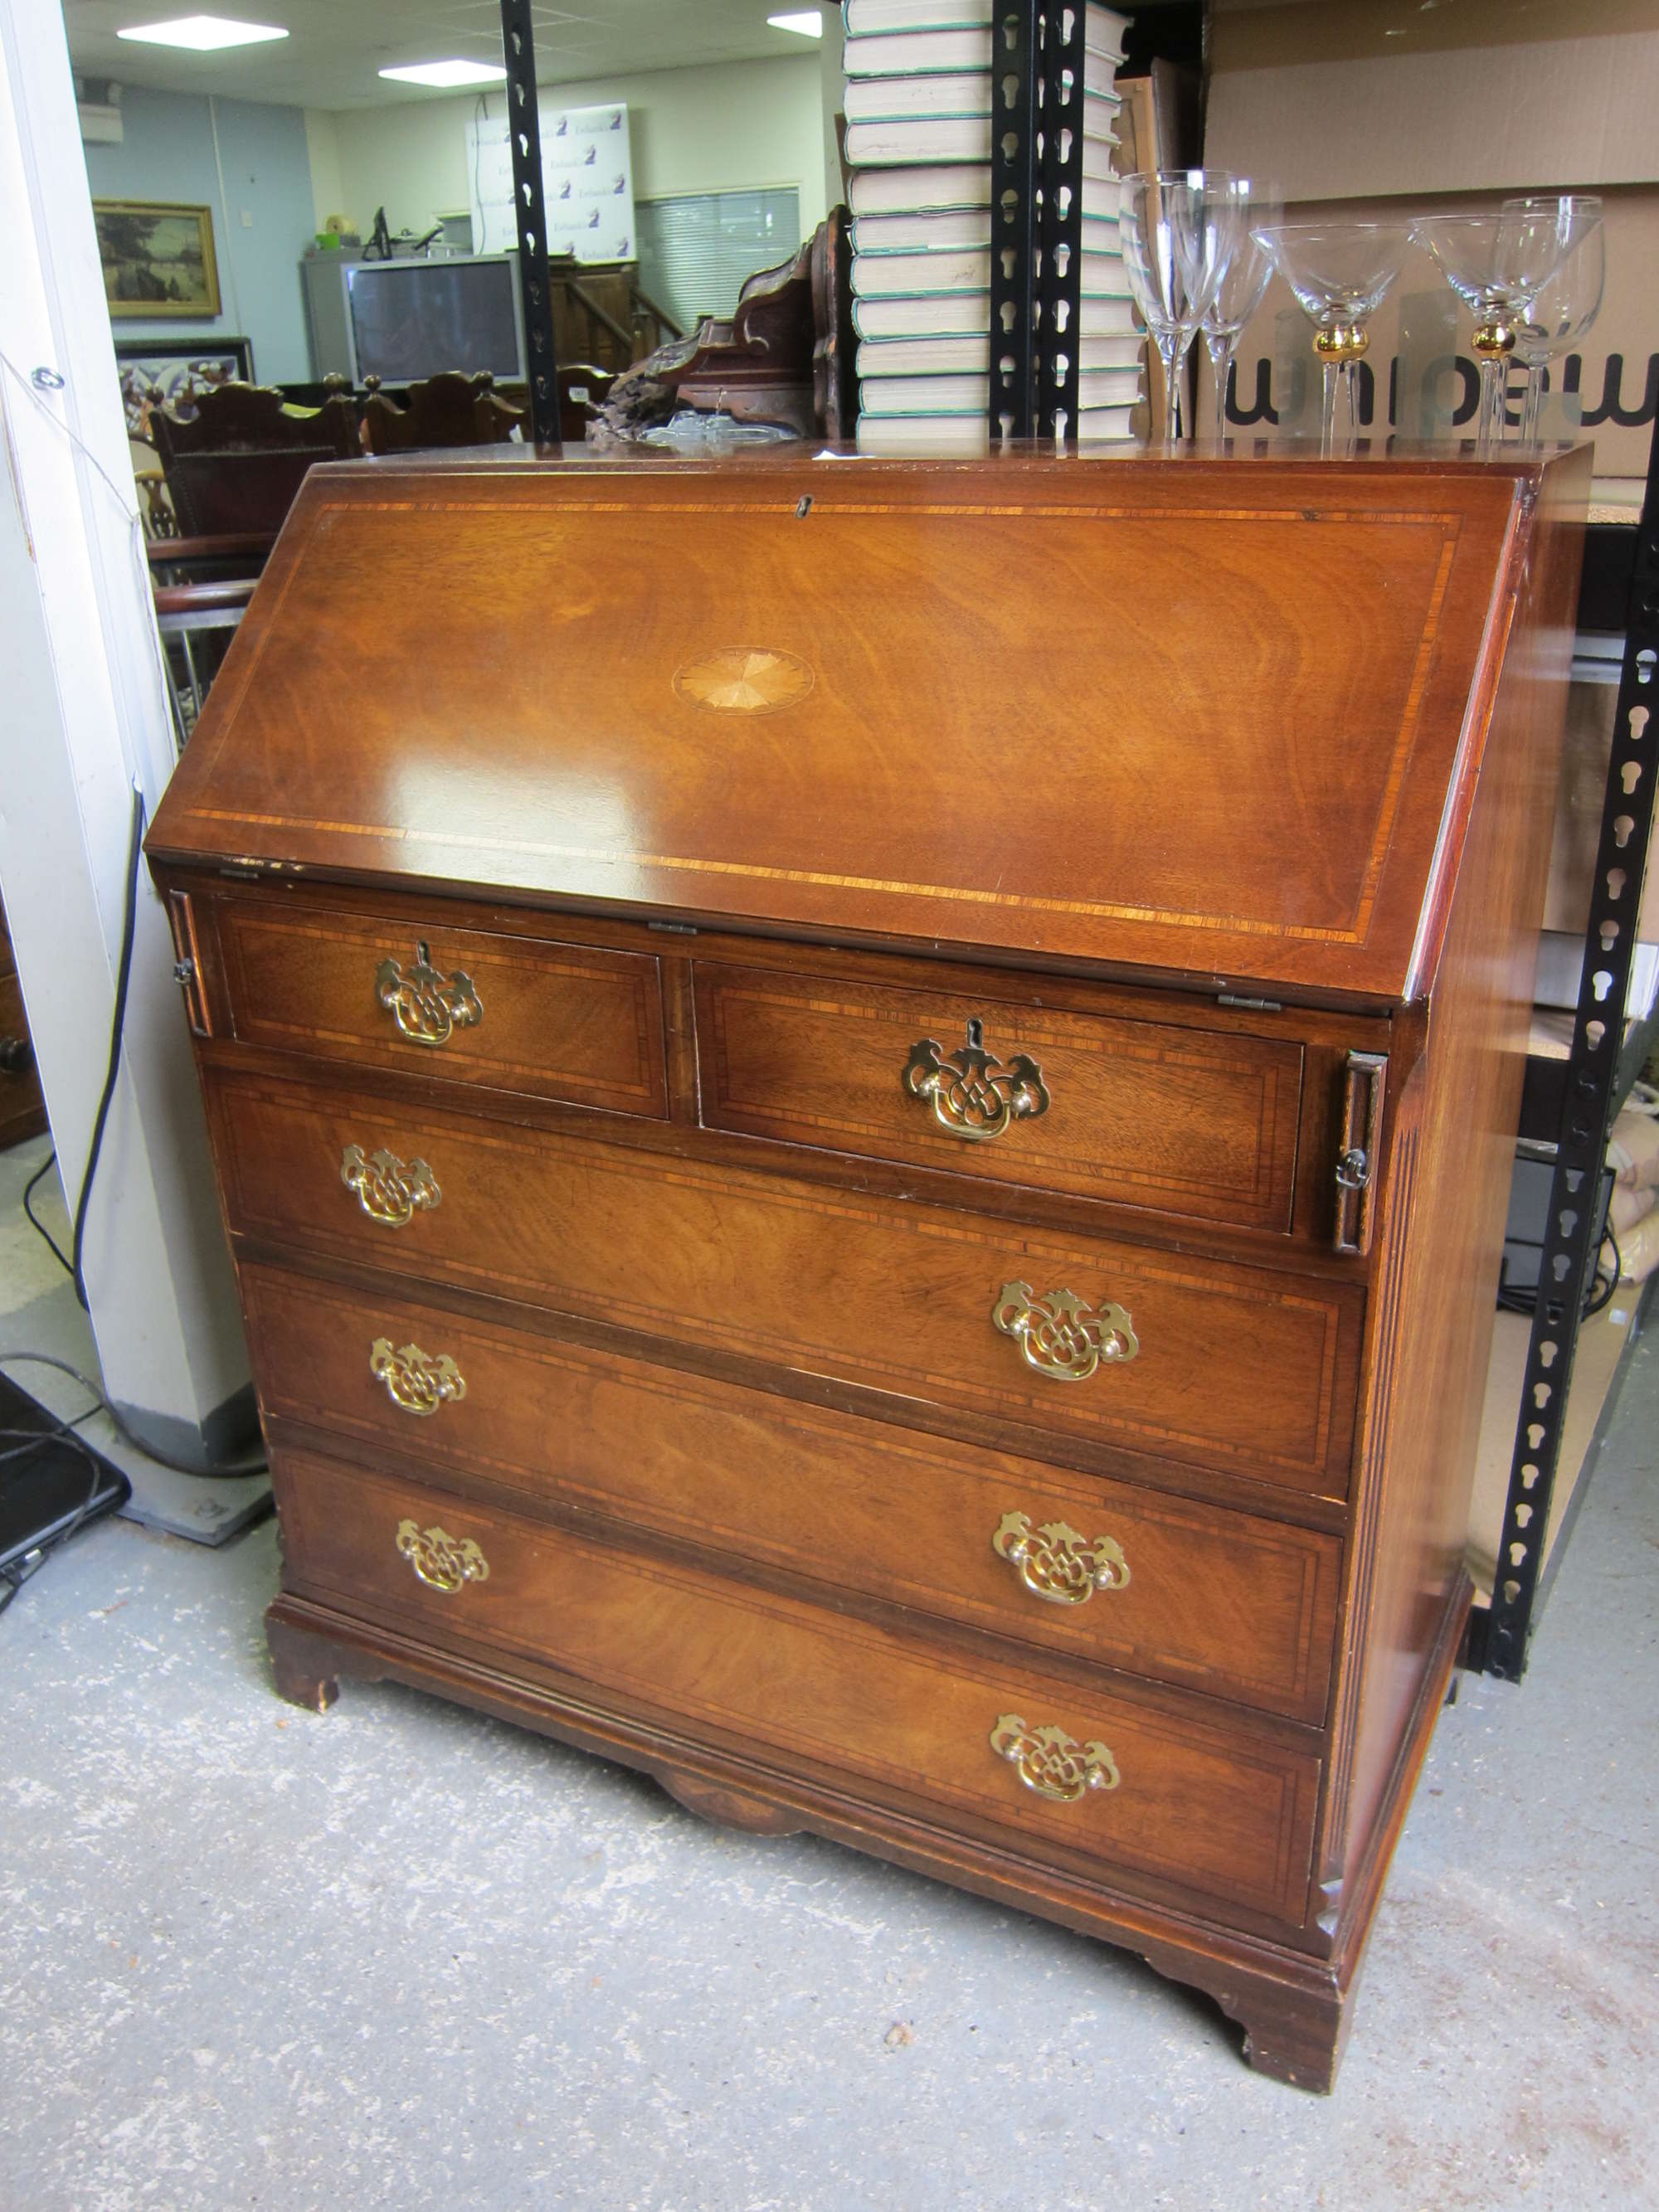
[77,80,122,143]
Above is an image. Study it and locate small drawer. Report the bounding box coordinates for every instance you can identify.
[275,1445,1322,1926]
[209,1068,1364,1499]
[694,962,1305,1233]
[212,896,668,1116]
[241,1262,1342,1723]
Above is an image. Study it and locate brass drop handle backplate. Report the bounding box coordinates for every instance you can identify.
[341,1143,441,1228]
[375,939,482,1047]
[990,1713,1121,1802]
[396,1517,489,1594]
[903,1018,1049,1143]
[992,1281,1138,1383]
[992,1511,1130,1605]
[370,1336,467,1417]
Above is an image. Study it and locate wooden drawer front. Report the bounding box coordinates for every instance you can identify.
[214,897,667,1116]
[0,970,47,1148]
[696,963,1304,1233]
[277,1447,1321,1925]
[211,1071,1362,1497]
[242,1263,1342,1722]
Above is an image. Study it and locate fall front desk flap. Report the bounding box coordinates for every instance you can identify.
[147,446,1588,1004]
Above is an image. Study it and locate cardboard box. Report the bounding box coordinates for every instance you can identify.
[1208,0,1659,199]
[1202,3,1659,489]
[1542,670,1659,944]
[1207,186,1659,489]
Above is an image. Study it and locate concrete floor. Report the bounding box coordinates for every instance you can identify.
[2,1325,1656,2208]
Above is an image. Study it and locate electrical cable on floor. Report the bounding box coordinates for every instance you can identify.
[0,355,266,1626]
[1497,1223,1623,1320]
[70,787,145,1312]
[22,1149,72,1276]
[6,786,266,1492]
[0,1349,266,1480]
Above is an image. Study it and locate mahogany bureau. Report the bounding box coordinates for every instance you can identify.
[146,445,1588,2089]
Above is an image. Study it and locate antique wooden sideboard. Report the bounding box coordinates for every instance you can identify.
[146,445,1588,2088]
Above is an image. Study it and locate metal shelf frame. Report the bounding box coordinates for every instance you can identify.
[1468,416,1659,1680]
[988,1,1089,447]
[498,0,563,447]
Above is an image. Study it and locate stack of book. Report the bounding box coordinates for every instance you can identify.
[846,0,1137,454]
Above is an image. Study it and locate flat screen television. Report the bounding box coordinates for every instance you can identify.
[302,252,528,386]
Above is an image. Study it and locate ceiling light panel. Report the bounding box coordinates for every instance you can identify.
[378,58,510,88]
[117,14,289,48]
[767,9,823,35]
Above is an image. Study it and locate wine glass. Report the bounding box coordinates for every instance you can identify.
[1501,195,1605,443]
[1199,180,1280,443]
[1412,205,1598,451]
[1252,221,1411,455]
[1118,171,1247,450]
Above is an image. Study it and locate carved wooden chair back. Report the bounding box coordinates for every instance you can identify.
[558,363,615,441]
[359,371,526,454]
[150,380,359,537]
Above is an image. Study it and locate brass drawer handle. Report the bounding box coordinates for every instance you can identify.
[396,1517,489,1594]
[993,1511,1130,1604]
[992,1281,1138,1383]
[990,1713,1120,1803]
[370,1336,467,1417]
[903,1018,1049,1144]
[341,1143,441,1228]
[375,939,482,1047]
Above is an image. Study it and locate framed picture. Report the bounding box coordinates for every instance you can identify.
[114,336,255,439]
[95,199,221,320]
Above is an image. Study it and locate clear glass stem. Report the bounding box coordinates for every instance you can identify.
[1520,363,1545,444]
[1319,361,1340,456]
[1476,359,1505,455]
[1155,330,1185,450]
[1159,329,1185,451]
[1204,329,1234,445]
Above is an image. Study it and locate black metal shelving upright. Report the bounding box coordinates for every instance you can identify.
[1468,416,1659,1680]
[1036,2,1087,443]
[498,0,562,447]
[988,2,1090,447]
[990,1,1043,440]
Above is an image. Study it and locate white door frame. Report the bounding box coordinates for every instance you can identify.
[0,0,251,1459]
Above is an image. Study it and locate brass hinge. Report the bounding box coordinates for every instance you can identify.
[1333,1050,1387,1257]
[166,889,212,1038]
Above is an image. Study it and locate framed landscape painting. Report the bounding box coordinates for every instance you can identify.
[95,200,221,319]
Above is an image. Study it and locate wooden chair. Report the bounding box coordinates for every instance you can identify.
[150,379,359,539]
[360,371,525,454]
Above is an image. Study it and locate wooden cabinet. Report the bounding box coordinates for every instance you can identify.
[146,445,1588,2089]
[0,892,46,1150]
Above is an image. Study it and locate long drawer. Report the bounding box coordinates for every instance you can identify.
[694,960,1306,1234]
[275,1445,1323,1926]
[209,895,669,1116]
[209,1067,1365,1498]
[241,1260,1343,1723]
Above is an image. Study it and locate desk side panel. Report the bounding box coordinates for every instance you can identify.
[1325,445,1589,1915]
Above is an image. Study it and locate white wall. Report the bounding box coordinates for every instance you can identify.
[308,53,829,248]
[2,0,252,1461]
[304,105,343,233]
[81,85,318,384]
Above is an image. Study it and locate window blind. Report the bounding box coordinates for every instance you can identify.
[635,188,801,336]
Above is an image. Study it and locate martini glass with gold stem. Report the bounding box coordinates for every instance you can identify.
[1413,205,1598,451]
[1252,221,1412,455]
